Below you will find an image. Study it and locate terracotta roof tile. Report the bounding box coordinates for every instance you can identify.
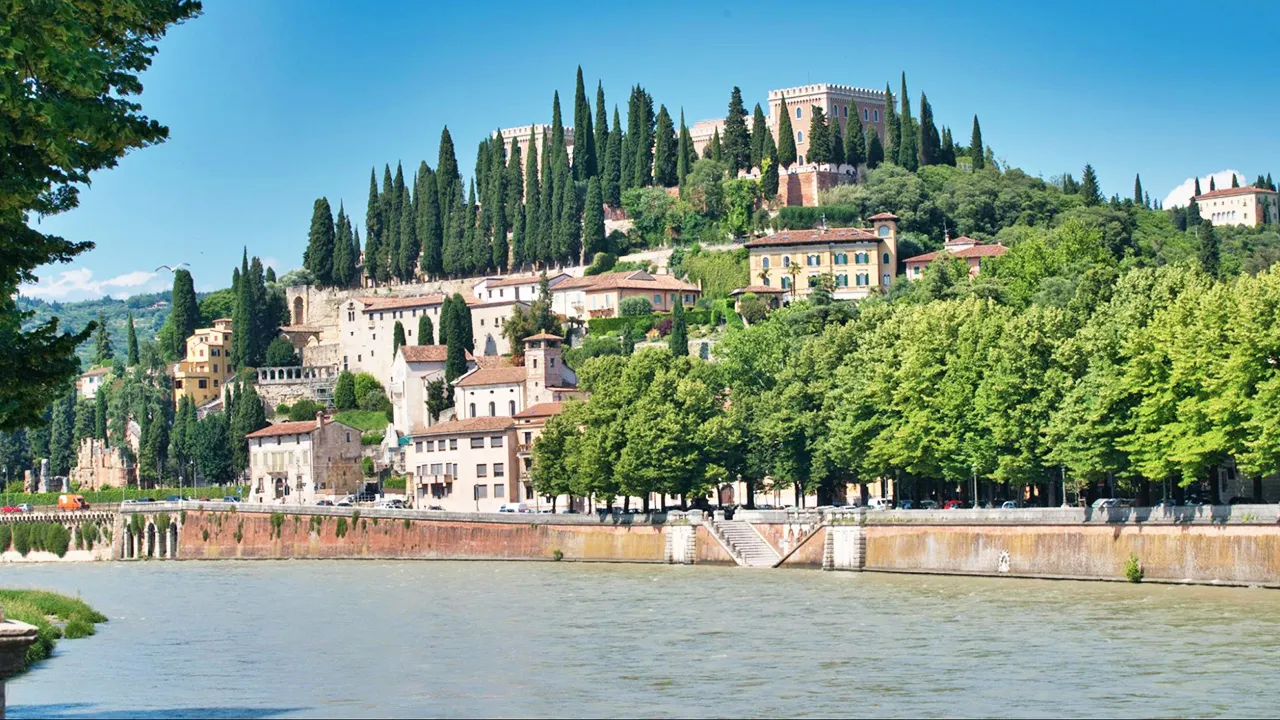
[454,366,528,387]
[245,420,320,439]
[410,416,515,437]
[867,212,900,220]
[513,402,564,419]
[906,244,1008,264]
[1195,186,1278,200]
[743,227,881,248]
[79,367,112,378]
[556,270,699,292]
[356,295,445,312]
[399,345,475,363]
[523,332,563,342]
[486,273,571,288]
[730,285,786,295]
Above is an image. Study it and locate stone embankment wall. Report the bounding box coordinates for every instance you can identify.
[168,505,668,563]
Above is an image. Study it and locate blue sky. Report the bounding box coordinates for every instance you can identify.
[25,0,1280,301]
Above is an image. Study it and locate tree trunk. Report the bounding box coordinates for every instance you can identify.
[641,494,649,513]
[623,495,631,512]
[1253,475,1264,503]
[746,478,756,509]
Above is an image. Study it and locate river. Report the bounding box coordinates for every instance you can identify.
[4,561,1279,718]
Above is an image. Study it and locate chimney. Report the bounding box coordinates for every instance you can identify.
[316,410,325,429]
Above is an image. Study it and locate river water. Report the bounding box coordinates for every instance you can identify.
[4,561,1279,718]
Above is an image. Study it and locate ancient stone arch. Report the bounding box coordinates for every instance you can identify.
[293,296,306,325]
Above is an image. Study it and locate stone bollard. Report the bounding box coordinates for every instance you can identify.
[0,611,40,719]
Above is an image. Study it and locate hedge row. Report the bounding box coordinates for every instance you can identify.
[588,310,713,336]
[775,204,867,230]
[0,522,72,557]
[0,485,248,507]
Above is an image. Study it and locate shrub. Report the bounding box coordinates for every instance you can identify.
[384,476,406,490]
[287,399,324,422]
[551,548,564,561]
[361,457,375,476]
[351,510,361,525]
[43,523,70,557]
[738,293,767,325]
[360,432,384,446]
[333,371,357,410]
[63,618,95,639]
[584,252,617,276]
[653,317,673,337]
[309,516,323,534]
[335,517,349,538]
[12,524,31,555]
[275,403,291,416]
[269,513,285,539]
[353,372,384,404]
[776,204,866,230]
[358,390,392,417]
[0,525,11,552]
[1124,553,1144,583]
[619,297,653,317]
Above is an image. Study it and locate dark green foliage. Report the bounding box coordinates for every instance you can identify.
[884,83,899,160]
[708,128,721,162]
[668,296,688,357]
[304,198,336,285]
[265,337,298,367]
[631,86,655,188]
[426,378,451,421]
[831,121,844,165]
[620,297,653,317]
[331,204,354,288]
[777,92,796,167]
[722,87,751,174]
[585,252,617,276]
[866,128,884,169]
[364,169,382,282]
[0,0,199,432]
[126,313,139,365]
[584,177,606,258]
[605,107,623,207]
[192,411,235,484]
[653,105,677,187]
[392,320,406,358]
[1134,174,1144,205]
[417,314,434,345]
[918,92,941,167]
[809,106,833,164]
[594,82,609,178]
[970,115,984,170]
[846,108,866,166]
[761,131,779,199]
[286,398,324,422]
[750,104,768,170]
[572,67,596,180]
[1198,222,1220,277]
[93,312,113,365]
[416,163,442,278]
[1231,173,1239,189]
[334,371,357,411]
[1080,164,1101,206]
[48,393,74,475]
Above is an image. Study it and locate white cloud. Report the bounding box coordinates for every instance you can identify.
[1163,169,1248,208]
[22,267,168,302]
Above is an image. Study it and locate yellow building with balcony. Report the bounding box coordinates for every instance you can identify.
[744,213,899,300]
[173,318,234,407]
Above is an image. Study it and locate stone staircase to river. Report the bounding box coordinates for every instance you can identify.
[712,520,781,568]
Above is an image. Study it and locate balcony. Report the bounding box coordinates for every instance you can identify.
[419,473,453,485]
[517,443,533,456]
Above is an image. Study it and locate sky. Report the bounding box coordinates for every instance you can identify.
[23,0,1280,301]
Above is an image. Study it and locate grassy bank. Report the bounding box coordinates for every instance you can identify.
[0,485,248,508]
[0,590,106,671]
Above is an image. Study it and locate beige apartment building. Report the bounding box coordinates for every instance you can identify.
[743,213,899,300]
[173,318,234,407]
[77,367,111,400]
[472,273,571,303]
[689,118,727,158]
[552,270,700,319]
[244,414,363,505]
[1195,186,1279,227]
[495,124,574,176]
[389,344,476,435]
[904,235,1007,279]
[768,84,888,166]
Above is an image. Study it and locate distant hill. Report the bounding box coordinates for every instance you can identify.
[17,288,227,368]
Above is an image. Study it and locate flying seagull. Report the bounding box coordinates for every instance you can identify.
[154,263,189,273]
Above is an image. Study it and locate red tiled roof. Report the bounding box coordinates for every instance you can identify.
[486,273,571,289]
[399,345,475,363]
[729,285,786,295]
[743,227,881,248]
[906,244,1008,264]
[356,295,445,312]
[523,332,562,342]
[1195,186,1278,200]
[80,367,112,378]
[410,416,515,437]
[465,296,529,309]
[245,420,320,439]
[454,366,528,387]
[867,212,900,221]
[513,402,564,419]
[556,270,699,292]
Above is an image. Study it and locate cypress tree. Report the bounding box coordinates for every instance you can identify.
[538,129,555,266]
[93,313,113,364]
[523,131,540,267]
[1267,173,1274,191]
[940,126,956,166]
[845,108,866,167]
[555,158,580,264]
[918,92,941,166]
[126,313,138,366]
[304,197,336,285]
[594,81,608,178]
[94,389,107,440]
[653,105,677,187]
[386,163,405,279]
[417,314,434,345]
[1194,177,1202,197]
[418,164,443,277]
[722,86,751,174]
[668,296,688,357]
[866,128,884,169]
[454,293,474,353]
[1134,174,1144,205]
[504,141,523,240]
[622,87,639,190]
[584,176,605,257]
[807,106,831,164]
[437,127,461,239]
[777,93,796,167]
[1231,173,1239,188]
[632,89,654,188]
[332,203,352,287]
[49,393,74,475]
[364,169,382,283]
[1198,220,1220,277]
[1210,176,1216,191]
[709,128,722,162]
[605,107,622,206]
[750,103,768,170]
[883,83,898,162]
[970,115,985,170]
[831,119,845,165]
[231,251,249,368]
[896,77,917,171]
[376,165,394,284]
[677,110,692,188]
[265,266,276,283]
[572,67,596,179]
[1080,164,1101,206]
[762,129,779,199]
[399,177,418,280]
[490,147,509,270]
[465,180,483,274]
[393,320,406,357]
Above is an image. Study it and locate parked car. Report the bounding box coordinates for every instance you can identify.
[898,500,915,510]
[867,498,894,511]
[918,500,940,510]
[166,495,181,502]
[0,506,21,514]
[1000,500,1019,509]
[222,496,241,503]
[134,497,156,504]
[374,498,406,510]
[16,504,33,513]
[56,494,88,511]
[498,503,530,513]
[1091,498,1133,509]
[426,505,444,511]
[942,500,966,510]
[1153,498,1177,509]
[315,500,334,507]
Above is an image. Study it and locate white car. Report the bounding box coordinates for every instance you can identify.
[1000,501,1019,509]
[867,498,894,511]
[373,498,405,510]
[498,502,531,513]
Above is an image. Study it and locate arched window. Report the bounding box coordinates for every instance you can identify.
[509,400,516,415]
[488,402,496,417]
[781,276,791,289]
[878,225,890,237]
[797,131,803,143]
[883,252,891,265]
[873,110,879,123]
[783,256,791,267]
[795,106,803,119]
[469,403,476,418]
[836,274,849,287]
[863,108,869,121]
[762,256,770,269]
